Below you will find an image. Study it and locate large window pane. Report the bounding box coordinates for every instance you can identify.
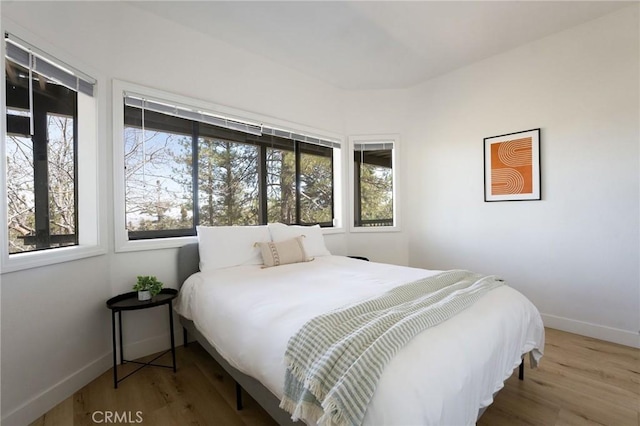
[198,138,259,226]
[266,147,296,224]
[124,125,193,234]
[6,135,35,253]
[47,114,75,245]
[299,152,332,225]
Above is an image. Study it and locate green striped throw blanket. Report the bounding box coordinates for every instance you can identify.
[280,270,505,426]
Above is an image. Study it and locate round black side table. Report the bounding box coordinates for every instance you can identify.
[106,288,178,388]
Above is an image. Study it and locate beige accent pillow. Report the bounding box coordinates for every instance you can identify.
[255,236,313,267]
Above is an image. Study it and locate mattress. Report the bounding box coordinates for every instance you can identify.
[175,255,545,425]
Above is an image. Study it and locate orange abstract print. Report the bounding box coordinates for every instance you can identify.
[490,137,533,195]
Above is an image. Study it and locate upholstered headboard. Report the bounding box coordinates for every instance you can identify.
[177,243,199,288]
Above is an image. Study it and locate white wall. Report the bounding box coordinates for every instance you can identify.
[404,6,639,346]
[1,257,111,423]
[343,89,411,265]
[0,2,348,424]
[1,2,638,424]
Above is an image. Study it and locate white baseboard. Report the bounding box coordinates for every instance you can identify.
[1,353,112,426]
[541,313,640,348]
[1,330,185,426]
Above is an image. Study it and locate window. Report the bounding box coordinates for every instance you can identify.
[349,135,399,231]
[115,82,341,246]
[124,107,194,237]
[3,32,98,260]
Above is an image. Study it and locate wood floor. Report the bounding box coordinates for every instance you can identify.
[31,328,639,426]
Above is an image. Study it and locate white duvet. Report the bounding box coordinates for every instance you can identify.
[175,256,544,425]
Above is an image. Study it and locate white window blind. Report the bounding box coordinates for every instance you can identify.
[124,91,341,148]
[262,126,340,149]
[354,142,394,151]
[124,92,263,136]
[5,32,96,97]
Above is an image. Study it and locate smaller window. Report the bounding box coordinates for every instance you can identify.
[349,136,398,231]
[2,30,101,273]
[4,32,95,254]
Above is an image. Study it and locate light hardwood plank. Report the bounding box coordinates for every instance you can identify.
[31,328,639,425]
[479,328,639,426]
[29,398,73,426]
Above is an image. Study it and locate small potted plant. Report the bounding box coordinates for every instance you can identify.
[133,275,163,301]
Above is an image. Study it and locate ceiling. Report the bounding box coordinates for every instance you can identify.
[130,1,633,91]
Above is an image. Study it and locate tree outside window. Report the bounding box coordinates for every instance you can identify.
[123,103,336,240]
[353,142,394,228]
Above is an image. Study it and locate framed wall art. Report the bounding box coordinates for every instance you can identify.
[484,128,541,202]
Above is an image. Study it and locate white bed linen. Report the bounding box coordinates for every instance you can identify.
[175,256,544,426]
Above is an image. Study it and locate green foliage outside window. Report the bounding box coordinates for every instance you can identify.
[354,147,394,227]
[359,163,393,224]
[123,105,334,237]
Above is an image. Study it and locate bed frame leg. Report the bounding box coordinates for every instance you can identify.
[518,358,524,380]
[183,327,188,347]
[236,382,244,410]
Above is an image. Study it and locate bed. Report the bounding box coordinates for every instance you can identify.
[174,225,545,426]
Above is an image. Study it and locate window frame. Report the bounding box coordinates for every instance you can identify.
[348,134,401,233]
[6,62,79,254]
[113,80,344,252]
[1,24,105,274]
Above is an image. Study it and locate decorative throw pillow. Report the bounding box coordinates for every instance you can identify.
[267,223,331,257]
[255,236,312,268]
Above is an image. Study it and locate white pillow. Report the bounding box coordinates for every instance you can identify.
[197,225,271,272]
[267,223,331,257]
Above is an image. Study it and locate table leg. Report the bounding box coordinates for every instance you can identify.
[236,382,243,410]
[118,310,124,365]
[169,302,176,372]
[112,310,118,389]
[519,358,524,380]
